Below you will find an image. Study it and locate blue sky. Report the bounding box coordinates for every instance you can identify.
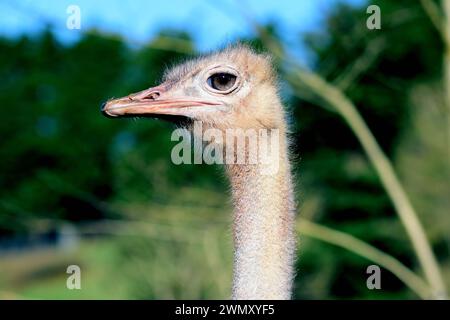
[0,0,365,58]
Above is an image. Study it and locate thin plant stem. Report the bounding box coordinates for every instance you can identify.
[251,26,447,299]
[298,218,432,299]
[441,0,450,164]
[290,69,447,299]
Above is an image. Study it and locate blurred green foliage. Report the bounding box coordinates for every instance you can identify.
[0,0,448,299]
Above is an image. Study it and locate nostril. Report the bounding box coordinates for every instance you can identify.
[100,101,107,112]
[144,91,160,100]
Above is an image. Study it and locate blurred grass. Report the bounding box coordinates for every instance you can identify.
[0,240,127,299]
[0,187,233,299]
[0,234,231,299]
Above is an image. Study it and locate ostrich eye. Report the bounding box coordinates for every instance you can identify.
[207,73,237,91]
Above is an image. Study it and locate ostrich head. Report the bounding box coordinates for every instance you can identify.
[101,46,285,131]
[101,45,296,300]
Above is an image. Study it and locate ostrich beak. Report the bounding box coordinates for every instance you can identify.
[101,84,221,118]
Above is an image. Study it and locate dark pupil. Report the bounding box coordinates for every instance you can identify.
[209,73,236,91]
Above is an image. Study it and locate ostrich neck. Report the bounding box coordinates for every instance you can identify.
[226,129,296,300]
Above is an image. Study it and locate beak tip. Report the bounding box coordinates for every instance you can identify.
[100,101,117,118]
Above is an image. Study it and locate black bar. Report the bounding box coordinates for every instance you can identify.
[0,300,448,319]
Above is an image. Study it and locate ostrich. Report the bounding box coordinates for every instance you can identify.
[102,45,296,300]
